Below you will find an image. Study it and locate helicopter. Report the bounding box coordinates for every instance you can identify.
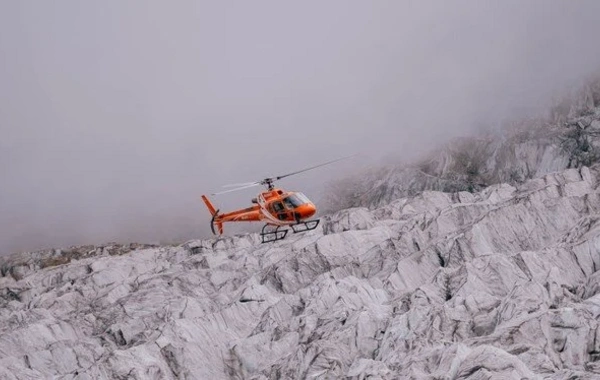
[201,156,353,243]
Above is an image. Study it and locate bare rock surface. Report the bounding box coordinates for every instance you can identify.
[3,165,600,379]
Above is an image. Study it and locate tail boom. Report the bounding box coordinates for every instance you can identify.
[201,195,261,236]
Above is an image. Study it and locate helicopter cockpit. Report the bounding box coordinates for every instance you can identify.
[282,192,311,209]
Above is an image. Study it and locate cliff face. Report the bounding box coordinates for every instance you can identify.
[325,101,600,212]
[2,162,600,379]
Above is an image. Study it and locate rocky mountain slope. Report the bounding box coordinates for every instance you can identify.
[3,85,600,379]
[324,84,600,212]
[3,161,600,379]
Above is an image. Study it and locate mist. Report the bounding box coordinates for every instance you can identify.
[2,1,600,255]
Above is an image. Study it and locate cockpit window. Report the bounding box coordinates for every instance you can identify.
[283,194,306,209]
[272,202,284,212]
[295,192,310,203]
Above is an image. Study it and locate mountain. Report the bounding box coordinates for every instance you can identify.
[323,80,600,212]
[2,169,600,378]
[2,92,600,379]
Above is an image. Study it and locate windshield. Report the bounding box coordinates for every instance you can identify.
[283,194,306,209]
[295,192,310,203]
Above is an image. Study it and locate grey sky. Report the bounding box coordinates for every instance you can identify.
[2,1,600,254]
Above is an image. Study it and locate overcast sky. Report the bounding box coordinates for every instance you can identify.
[2,1,600,254]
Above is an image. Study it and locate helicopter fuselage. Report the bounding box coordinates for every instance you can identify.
[201,188,316,235]
[201,155,355,241]
[257,189,317,224]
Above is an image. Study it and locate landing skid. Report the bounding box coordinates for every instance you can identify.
[260,225,288,244]
[291,219,320,233]
[260,219,320,244]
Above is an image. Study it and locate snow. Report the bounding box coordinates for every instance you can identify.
[2,163,600,378]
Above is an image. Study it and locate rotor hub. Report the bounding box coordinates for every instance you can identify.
[261,178,275,190]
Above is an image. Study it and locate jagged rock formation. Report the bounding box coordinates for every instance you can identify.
[2,163,600,379]
[325,97,600,212]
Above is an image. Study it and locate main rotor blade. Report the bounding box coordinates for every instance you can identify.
[211,183,260,195]
[274,154,358,181]
[209,154,358,195]
[222,181,260,188]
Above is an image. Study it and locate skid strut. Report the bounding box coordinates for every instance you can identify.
[291,219,320,233]
[260,219,320,244]
[260,225,288,244]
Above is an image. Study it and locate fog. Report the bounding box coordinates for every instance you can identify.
[2,1,600,254]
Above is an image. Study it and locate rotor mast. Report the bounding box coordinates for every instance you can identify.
[261,178,275,191]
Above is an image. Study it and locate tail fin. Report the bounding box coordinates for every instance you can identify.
[201,195,218,216]
[201,195,224,235]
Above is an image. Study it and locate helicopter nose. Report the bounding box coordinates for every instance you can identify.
[297,203,316,219]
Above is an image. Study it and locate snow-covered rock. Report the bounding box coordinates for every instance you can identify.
[324,105,600,212]
[2,164,600,379]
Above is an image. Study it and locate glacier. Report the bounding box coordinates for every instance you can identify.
[2,163,600,379]
[2,96,600,379]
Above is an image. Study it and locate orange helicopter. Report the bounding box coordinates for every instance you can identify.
[201,156,353,243]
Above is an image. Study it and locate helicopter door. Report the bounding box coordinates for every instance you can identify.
[271,201,287,221]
